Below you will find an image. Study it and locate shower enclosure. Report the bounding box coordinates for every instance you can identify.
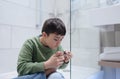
[40,0,101,79]
[70,0,100,79]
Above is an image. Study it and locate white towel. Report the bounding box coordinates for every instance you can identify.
[100,53,120,61]
[100,47,120,61]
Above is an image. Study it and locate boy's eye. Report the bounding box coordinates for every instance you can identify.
[54,39,58,41]
[54,39,63,41]
[59,38,63,41]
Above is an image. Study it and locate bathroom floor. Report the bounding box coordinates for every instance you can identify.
[59,65,99,79]
[0,65,99,79]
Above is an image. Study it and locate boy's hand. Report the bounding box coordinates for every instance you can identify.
[64,51,72,63]
[44,51,65,69]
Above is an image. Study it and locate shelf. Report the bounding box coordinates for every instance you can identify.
[88,4,120,26]
[99,60,120,68]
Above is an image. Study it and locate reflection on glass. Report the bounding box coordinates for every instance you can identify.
[71,0,100,10]
[71,0,100,79]
[100,0,120,7]
[106,0,120,5]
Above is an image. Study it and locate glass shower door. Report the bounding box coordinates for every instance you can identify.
[71,0,100,79]
[40,0,101,79]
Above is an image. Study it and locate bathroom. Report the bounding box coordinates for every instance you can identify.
[0,0,120,79]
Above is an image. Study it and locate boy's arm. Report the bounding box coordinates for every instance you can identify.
[17,40,45,76]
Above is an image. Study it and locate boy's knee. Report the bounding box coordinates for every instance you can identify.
[48,72,65,79]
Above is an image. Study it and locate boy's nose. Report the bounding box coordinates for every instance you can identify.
[56,41,61,45]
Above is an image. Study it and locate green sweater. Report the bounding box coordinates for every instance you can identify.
[17,36,68,76]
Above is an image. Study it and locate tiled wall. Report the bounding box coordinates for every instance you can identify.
[0,0,70,74]
[71,28,100,69]
[70,6,100,69]
[0,0,41,73]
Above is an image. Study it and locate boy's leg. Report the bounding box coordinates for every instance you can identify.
[13,72,46,79]
[34,72,46,79]
[47,72,65,79]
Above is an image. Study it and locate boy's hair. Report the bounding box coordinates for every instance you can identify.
[42,18,66,36]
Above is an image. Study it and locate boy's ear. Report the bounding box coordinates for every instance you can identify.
[42,32,47,37]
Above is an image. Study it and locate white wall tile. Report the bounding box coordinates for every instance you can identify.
[61,33,70,50]
[29,0,36,9]
[29,0,41,10]
[0,1,36,27]
[12,27,40,48]
[41,0,69,13]
[40,0,54,13]
[55,0,69,13]
[0,49,19,73]
[71,28,81,48]
[5,0,30,7]
[79,28,100,48]
[71,48,100,68]
[0,25,11,48]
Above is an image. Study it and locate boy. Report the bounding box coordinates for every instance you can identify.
[15,18,72,79]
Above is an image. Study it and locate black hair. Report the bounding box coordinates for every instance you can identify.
[42,18,66,36]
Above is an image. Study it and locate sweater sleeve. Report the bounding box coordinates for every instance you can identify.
[17,40,45,76]
[57,45,69,69]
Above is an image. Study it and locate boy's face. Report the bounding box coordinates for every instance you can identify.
[43,32,64,49]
